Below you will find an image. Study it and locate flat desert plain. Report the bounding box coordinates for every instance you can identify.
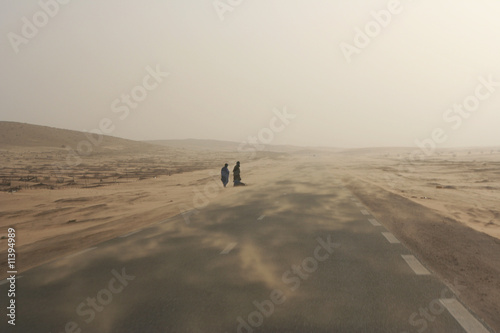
[1,122,499,331]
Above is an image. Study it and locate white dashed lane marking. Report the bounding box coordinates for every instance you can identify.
[0,275,23,286]
[401,255,431,275]
[360,209,370,216]
[440,298,490,333]
[257,215,265,221]
[381,232,400,244]
[368,218,382,226]
[220,242,238,255]
[65,247,97,259]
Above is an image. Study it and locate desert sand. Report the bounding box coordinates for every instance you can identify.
[0,122,499,330]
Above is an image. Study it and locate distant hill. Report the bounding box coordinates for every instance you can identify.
[336,147,417,156]
[6,122,493,157]
[0,122,307,154]
[337,146,500,157]
[147,139,317,154]
[147,139,241,152]
[0,121,156,151]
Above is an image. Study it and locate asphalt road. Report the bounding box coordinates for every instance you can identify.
[1,165,492,332]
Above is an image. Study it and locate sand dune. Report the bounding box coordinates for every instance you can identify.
[0,121,154,150]
[0,122,279,265]
[147,138,322,154]
[335,151,500,239]
[0,122,499,330]
[0,121,276,193]
[1,122,498,254]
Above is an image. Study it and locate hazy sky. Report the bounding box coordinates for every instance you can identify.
[1,0,499,148]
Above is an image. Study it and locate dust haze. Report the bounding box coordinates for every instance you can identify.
[1,0,500,147]
[1,1,500,333]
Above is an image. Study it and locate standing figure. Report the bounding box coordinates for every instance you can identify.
[233,161,245,186]
[221,163,230,188]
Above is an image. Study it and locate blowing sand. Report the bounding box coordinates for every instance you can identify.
[0,124,499,330]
